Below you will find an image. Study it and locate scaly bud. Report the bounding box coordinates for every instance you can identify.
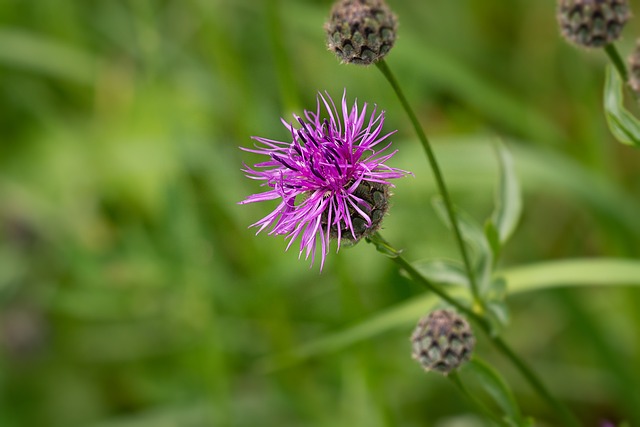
[411,309,475,375]
[557,0,630,48]
[325,0,398,66]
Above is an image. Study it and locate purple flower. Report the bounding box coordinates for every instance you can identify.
[239,91,410,269]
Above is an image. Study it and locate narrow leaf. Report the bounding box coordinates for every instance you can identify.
[488,141,522,245]
[411,259,469,287]
[484,221,501,261]
[604,65,640,147]
[255,295,439,373]
[463,358,524,425]
[258,259,640,370]
[432,197,490,255]
[432,197,493,291]
[485,300,510,336]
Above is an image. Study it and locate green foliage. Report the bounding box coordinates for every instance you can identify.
[461,358,529,427]
[486,141,522,254]
[276,258,640,368]
[426,142,520,334]
[1,0,640,426]
[604,65,640,147]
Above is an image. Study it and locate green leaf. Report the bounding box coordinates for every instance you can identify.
[254,295,439,373]
[486,278,507,301]
[499,258,640,290]
[488,141,522,246]
[432,197,493,292]
[411,259,469,287]
[484,221,501,262]
[603,65,640,147]
[432,197,488,254]
[258,259,640,370]
[485,300,510,336]
[397,137,640,240]
[462,358,524,424]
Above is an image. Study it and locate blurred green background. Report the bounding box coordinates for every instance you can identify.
[2,0,640,426]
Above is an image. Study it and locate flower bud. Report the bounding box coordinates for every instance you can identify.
[411,309,475,375]
[325,0,398,66]
[557,0,630,48]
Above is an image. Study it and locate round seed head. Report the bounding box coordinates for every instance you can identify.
[628,40,640,94]
[325,0,398,66]
[557,0,630,48]
[411,309,475,375]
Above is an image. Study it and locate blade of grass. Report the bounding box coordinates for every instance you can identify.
[259,258,640,370]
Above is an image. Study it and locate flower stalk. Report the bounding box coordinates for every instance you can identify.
[368,232,582,427]
[374,59,483,310]
[605,44,629,86]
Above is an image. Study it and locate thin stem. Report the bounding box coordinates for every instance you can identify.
[392,244,483,325]
[449,371,511,427]
[366,232,481,324]
[605,44,628,84]
[368,232,582,427]
[604,44,638,103]
[373,57,581,426]
[375,59,482,309]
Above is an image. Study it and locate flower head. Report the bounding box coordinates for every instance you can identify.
[411,309,475,375]
[240,91,409,269]
[557,0,630,48]
[325,0,398,65]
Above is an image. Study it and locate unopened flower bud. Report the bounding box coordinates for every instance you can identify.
[325,0,398,66]
[557,0,630,48]
[411,309,475,375]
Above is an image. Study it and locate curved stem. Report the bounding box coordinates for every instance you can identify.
[449,371,511,427]
[380,239,483,326]
[367,232,582,427]
[605,44,628,84]
[605,44,638,103]
[375,59,482,310]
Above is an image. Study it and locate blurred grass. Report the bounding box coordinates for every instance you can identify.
[1,0,640,426]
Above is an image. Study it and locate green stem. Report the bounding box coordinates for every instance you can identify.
[449,372,511,427]
[367,233,582,427]
[604,43,639,103]
[366,232,480,323]
[375,59,482,310]
[604,44,628,84]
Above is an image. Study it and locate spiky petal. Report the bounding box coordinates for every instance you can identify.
[239,91,410,269]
